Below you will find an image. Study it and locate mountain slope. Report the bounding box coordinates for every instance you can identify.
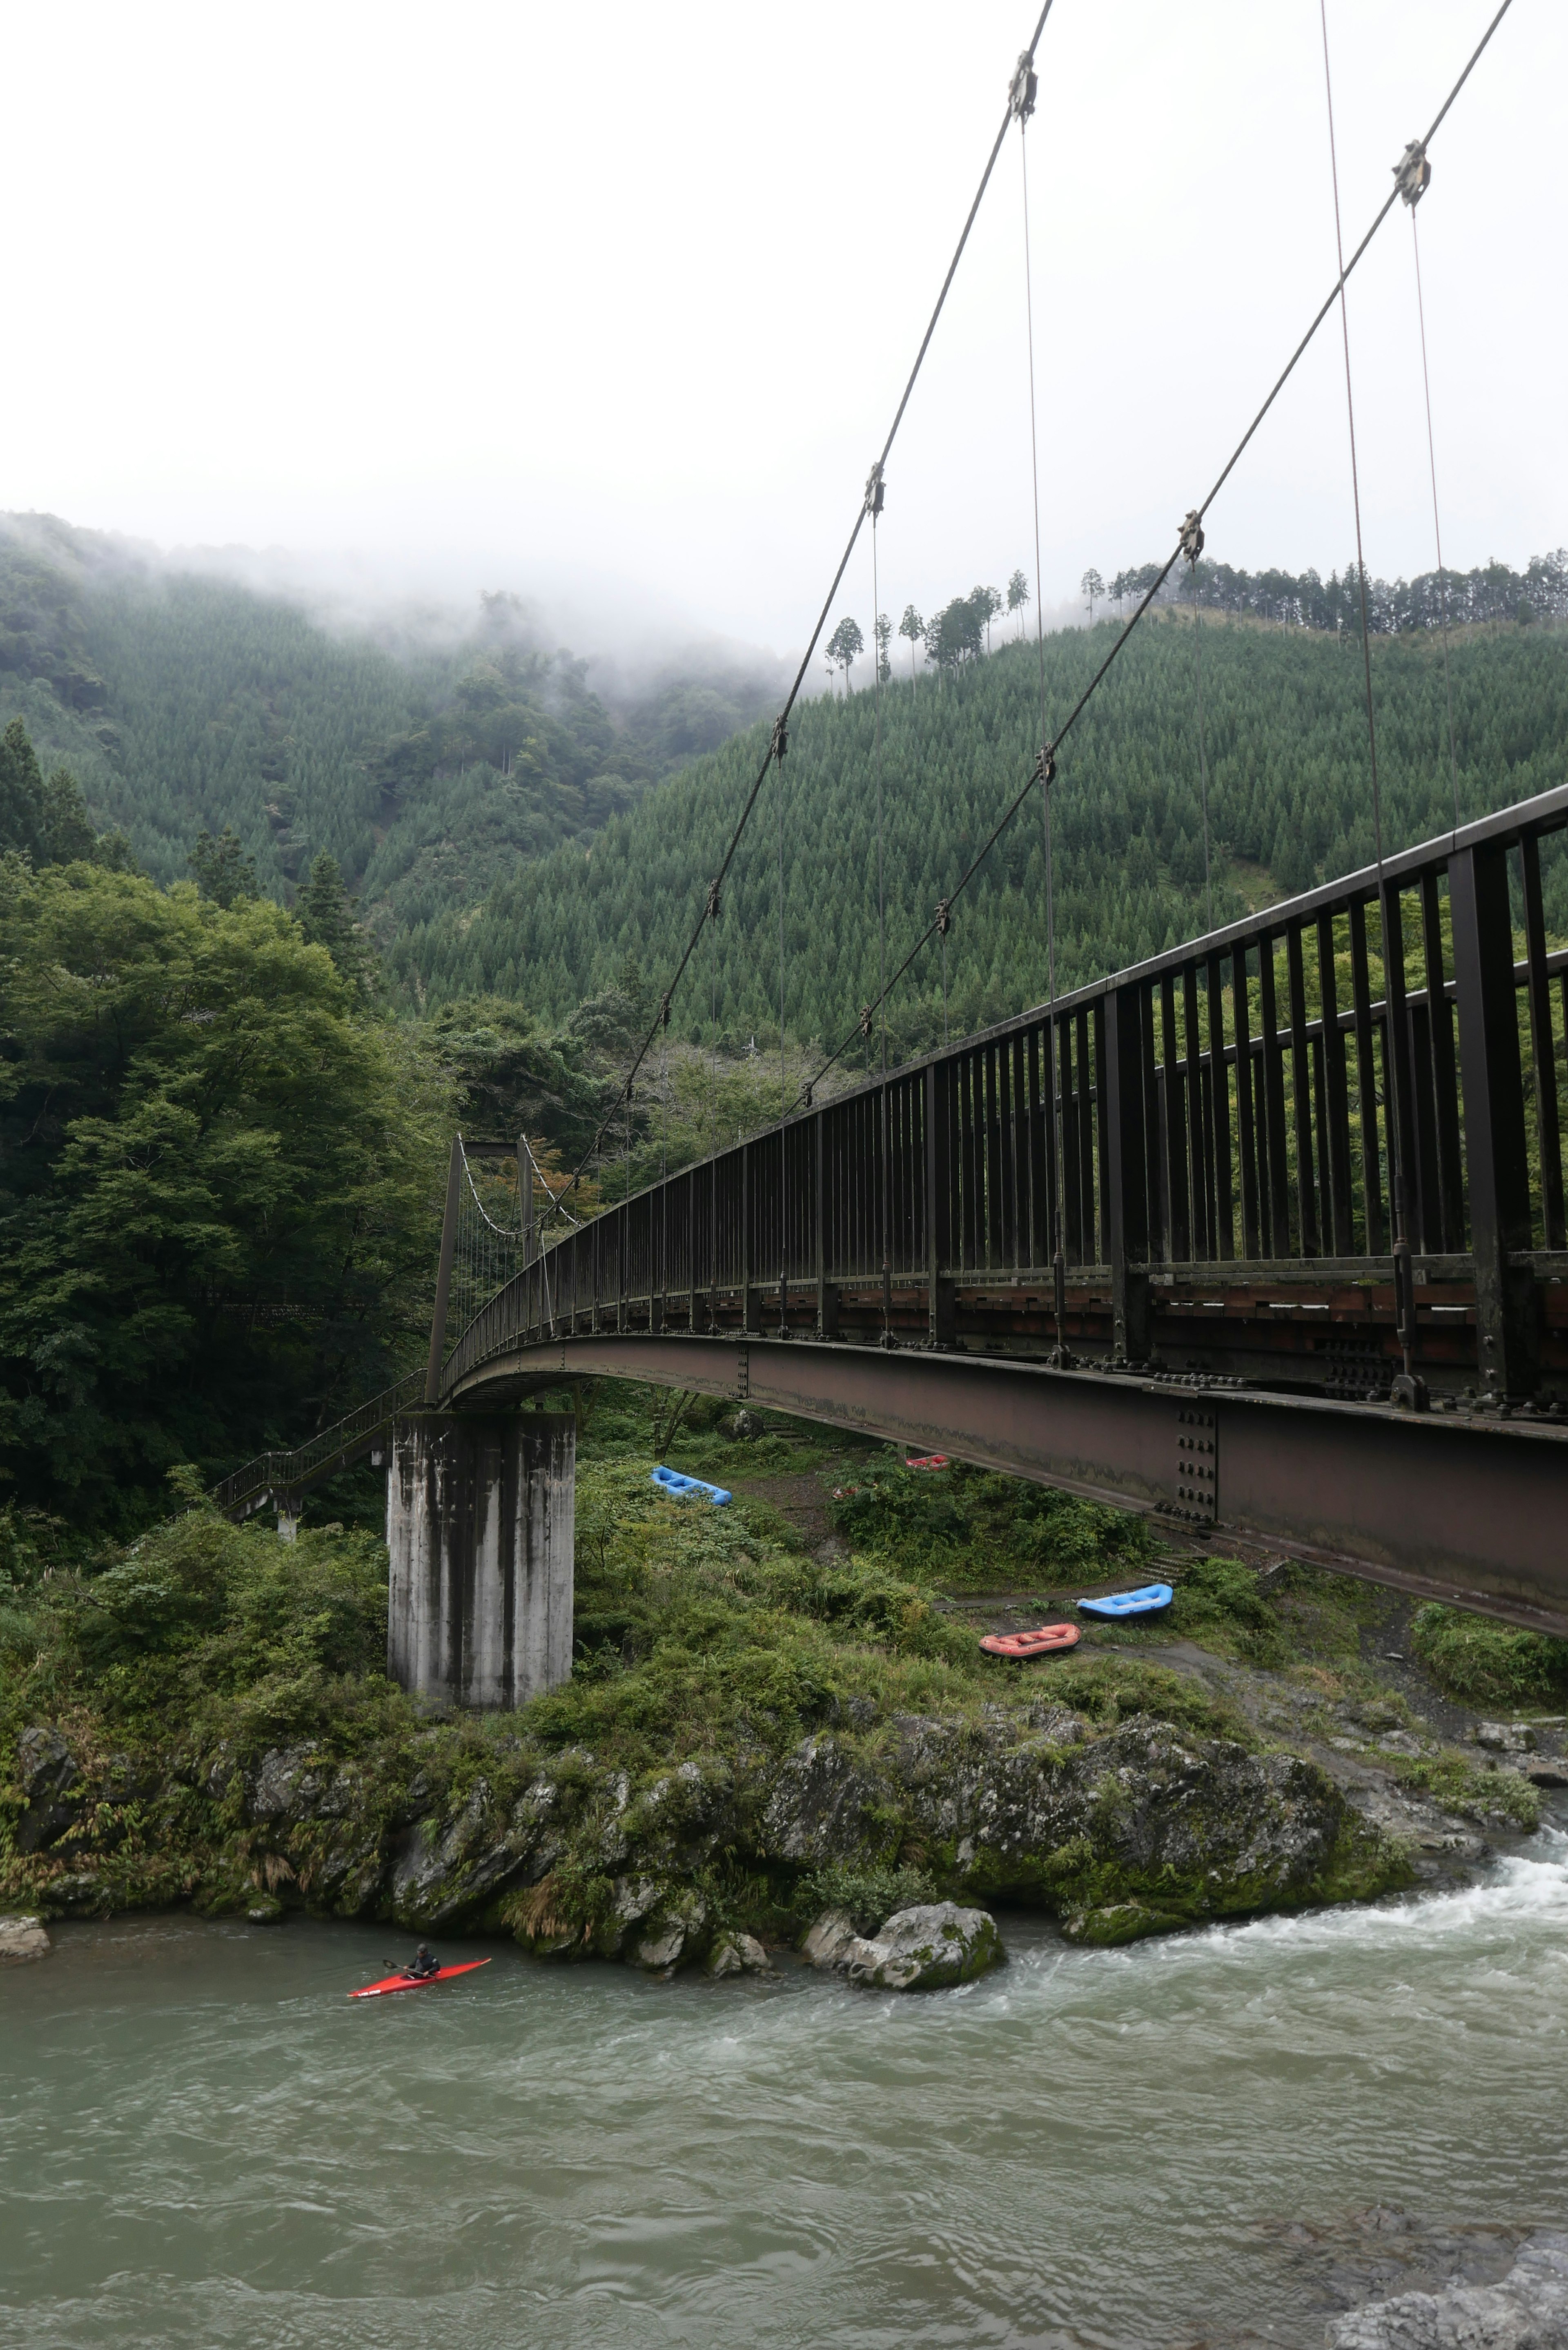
[397,613,1568,1054]
[0,515,776,926]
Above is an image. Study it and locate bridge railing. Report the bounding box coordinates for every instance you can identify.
[212,1368,427,1520]
[443,782,1568,1401]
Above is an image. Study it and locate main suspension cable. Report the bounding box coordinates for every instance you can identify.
[797,0,1514,1104]
[538,0,1058,1226]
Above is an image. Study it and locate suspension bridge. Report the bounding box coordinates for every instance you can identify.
[216,0,1568,1701]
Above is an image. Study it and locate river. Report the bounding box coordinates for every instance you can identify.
[3,1822,1564,2349]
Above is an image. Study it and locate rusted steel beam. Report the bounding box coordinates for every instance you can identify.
[447,1334,1568,1637]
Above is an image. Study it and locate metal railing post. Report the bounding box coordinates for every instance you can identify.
[1450,840,1538,1400]
[926,1061,955,1346]
[1105,981,1152,1363]
[740,1140,758,1333]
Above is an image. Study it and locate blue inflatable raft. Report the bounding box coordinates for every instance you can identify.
[1076,1582,1174,1620]
[651,1466,732,1506]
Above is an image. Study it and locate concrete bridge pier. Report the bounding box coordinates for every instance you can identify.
[386,1412,575,1710]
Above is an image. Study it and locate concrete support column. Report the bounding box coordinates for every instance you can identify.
[386,1412,575,1710]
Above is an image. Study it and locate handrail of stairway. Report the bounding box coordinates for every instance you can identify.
[212,1368,428,1520]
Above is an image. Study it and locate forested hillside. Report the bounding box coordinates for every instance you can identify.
[4,516,1567,1521]
[395,608,1568,1056]
[0,514,777,929]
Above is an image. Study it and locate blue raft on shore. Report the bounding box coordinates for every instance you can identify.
[651,1466,733,1506]
[1076,1582,1174,1620]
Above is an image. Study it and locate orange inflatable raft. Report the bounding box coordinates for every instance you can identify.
[978,1623,1080,1660]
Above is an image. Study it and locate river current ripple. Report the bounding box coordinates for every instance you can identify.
[2,1825,1564,2349]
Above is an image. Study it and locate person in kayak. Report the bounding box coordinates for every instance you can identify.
[403,1944,440,1980]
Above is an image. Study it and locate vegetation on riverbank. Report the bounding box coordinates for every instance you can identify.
[1410,1602,1568,1709]
[8,1388,1554,1960]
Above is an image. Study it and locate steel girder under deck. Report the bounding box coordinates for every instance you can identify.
[445,1333,1568,1637]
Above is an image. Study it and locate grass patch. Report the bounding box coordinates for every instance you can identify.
[1390,1751,1541,1831]
[826,1455,1154,1591]
[1047,1653,1251,1745]
[1410,1605,1568,1710]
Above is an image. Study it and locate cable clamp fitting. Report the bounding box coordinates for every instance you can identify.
[859,1004,875,1040]
[864,461,885,520]
[1178,510,1205,565]
[771,715,788,762]
[1032,744,1056,790]
[705,876,722,922]
[659,993,670,1029]
[802,1083,813,1109]
[935,896,952,938]
[1394,140,1430,207]
[1009,52,1038,123]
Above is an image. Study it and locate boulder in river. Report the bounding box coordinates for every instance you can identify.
[705,1933,769,1978]
[1326,2228,1568,2346]
[836,1902,1004,1991]
[801,1909,859,1969]
[633,1889,708,1973]
[0,1914,51,1963]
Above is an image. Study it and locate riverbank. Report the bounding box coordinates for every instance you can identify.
[2,1390,1561,1965]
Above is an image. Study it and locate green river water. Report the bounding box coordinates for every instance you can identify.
[2,1822,1564,2349]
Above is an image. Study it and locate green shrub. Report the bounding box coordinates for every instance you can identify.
[1165,1555,1289,1666]
[827,1458,1152,1588]
[799,1859,939,1935]
[1410,1604,1568,1708]
[1392,1750,1541,1830]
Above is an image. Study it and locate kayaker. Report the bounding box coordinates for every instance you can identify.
[403,1944,440,1980]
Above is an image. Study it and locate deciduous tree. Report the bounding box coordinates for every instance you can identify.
[0,862,449,1524]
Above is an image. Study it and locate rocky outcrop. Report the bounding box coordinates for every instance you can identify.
[837,1903,1003,1991]
[5,1694,1403,1974]
[760,1737,891,1866]
[765,1711,1382,1942]
[1327,2230,1568,2347]
[15,1729,84,1854]
[0,1914,51,1962]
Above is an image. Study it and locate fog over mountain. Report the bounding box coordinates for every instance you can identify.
[2,2,1559,655]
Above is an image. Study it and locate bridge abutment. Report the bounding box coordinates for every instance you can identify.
[386,1412,575,1710]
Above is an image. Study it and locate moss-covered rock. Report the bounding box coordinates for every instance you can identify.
[839,1902,1004,1991]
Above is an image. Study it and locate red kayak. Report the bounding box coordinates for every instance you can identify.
[979,1624,1080,1660]
[350,1959,492,2000]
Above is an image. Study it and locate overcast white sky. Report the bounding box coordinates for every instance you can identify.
[3,0,1560,663]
